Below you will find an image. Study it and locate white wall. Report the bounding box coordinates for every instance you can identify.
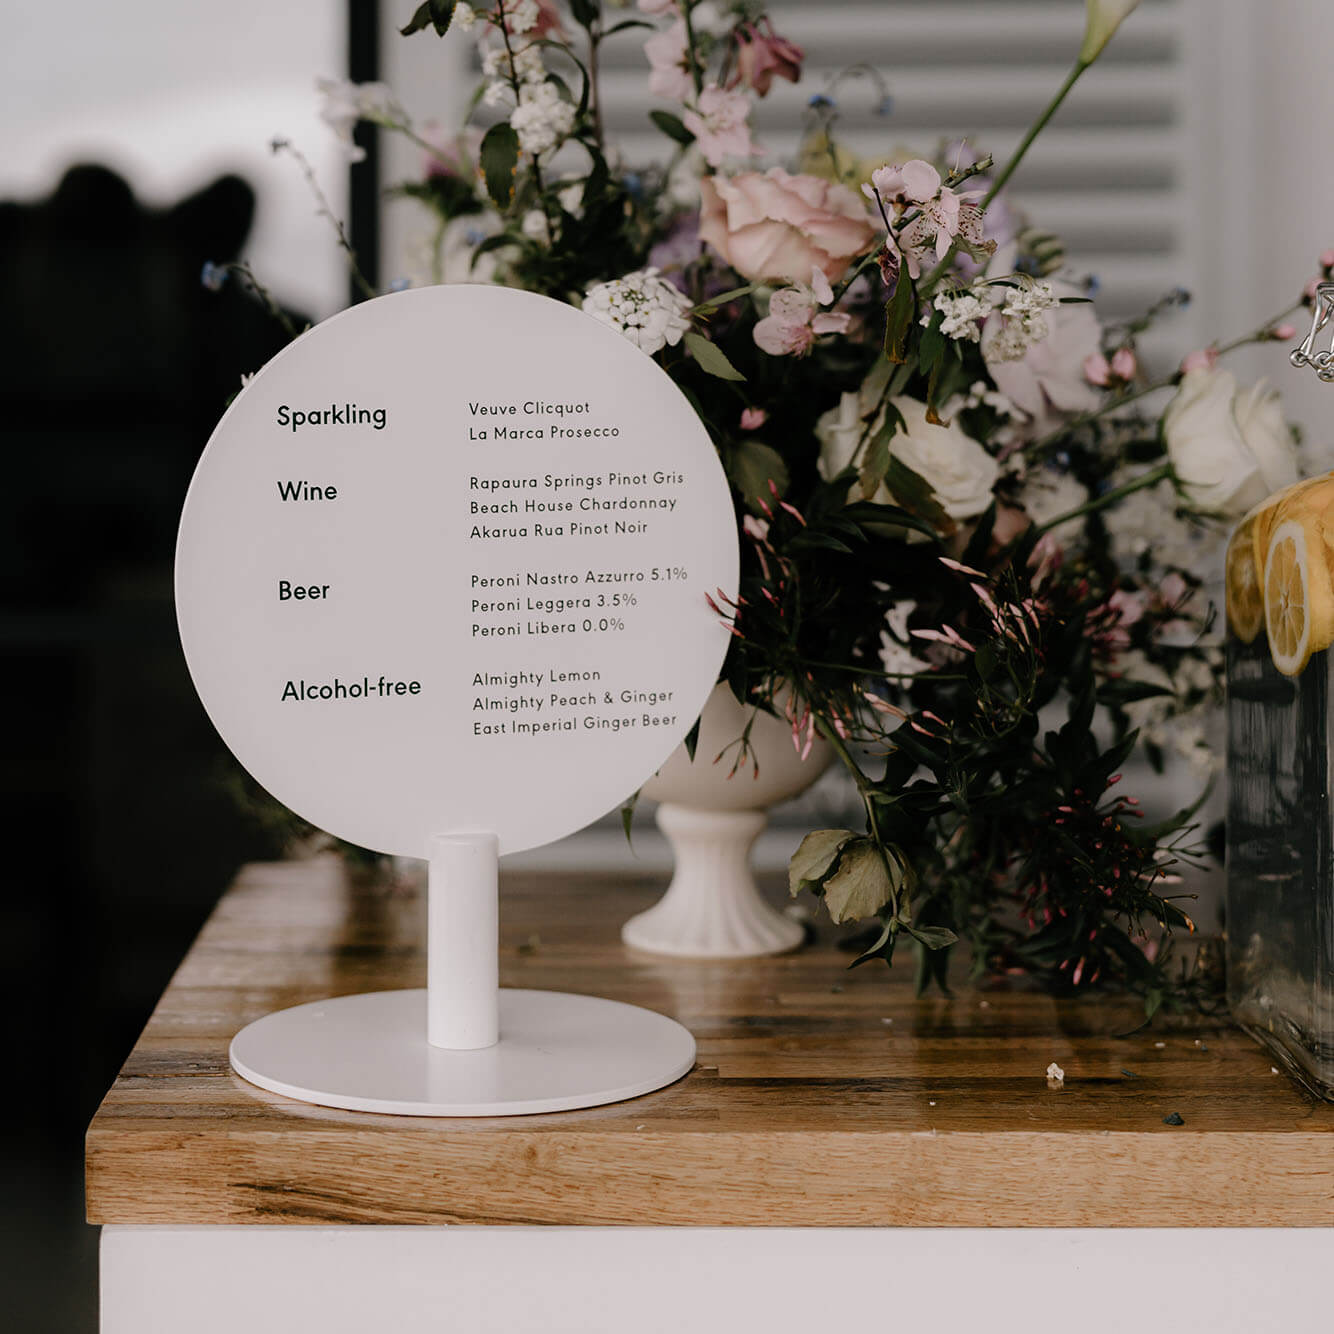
[2,1,350,320]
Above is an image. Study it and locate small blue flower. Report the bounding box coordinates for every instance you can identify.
[387,277,411,292]
[621,172,644,200]
[200,260,228,292]
[808,93,835,110]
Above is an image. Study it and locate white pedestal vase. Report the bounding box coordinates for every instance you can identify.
[622,685,834,958]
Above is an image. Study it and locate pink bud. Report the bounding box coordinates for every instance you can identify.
[1110,346,1137,380]
[1082,352,1111,386]
[1321,249,1334,269]
[1305,276,1322,303]
[739,406,768,431]
[1273,322,1297,341]
[1179,346,1218,375]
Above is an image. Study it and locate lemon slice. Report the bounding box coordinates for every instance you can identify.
[1263,518,1334,676]
[1225,515,1264,643]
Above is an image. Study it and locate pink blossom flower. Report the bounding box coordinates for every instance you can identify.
[742,513,770,541]
[733,19,803,96]
[863,159,940,206]
[645,20,693,100]
[681,84,758,167]
[1083,352,1111,386]
[740,406,768,430]
[698,168,877,285]
[753,282,851,357]
[1179,346,1218,375]
[1084,347,1136,386]
[1272,322,1297,340]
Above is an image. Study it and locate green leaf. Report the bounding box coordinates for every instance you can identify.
[569,0,599,27]
[693,284,754,311]
[885,456,951,532]
[604,17,655,36]
[400,0,456,36]
[726,439,789,512]
[479,122,520,209]
[682,715,701,763]
[683,330,745,380]
[789,829,856,897]
[883,276,916,363]
[650,109,695,146]
[906,924,959,950]
[822,840,905,924]
[620,790,638,847]
[849,917,896,968]
[859,416,896,500]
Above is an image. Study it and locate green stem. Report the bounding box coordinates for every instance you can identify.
[917,62,1089,299]
[1033,461,1173,536]
[983,61,1087,211]
[680,0,705,98]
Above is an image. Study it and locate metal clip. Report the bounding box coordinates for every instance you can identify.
[1291,282,1334,381]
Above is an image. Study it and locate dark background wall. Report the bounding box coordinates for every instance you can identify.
[0,9,378,1328]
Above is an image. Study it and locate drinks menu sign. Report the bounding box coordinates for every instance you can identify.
[177,285,738,856]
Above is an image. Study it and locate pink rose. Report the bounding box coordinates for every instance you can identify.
[698,169,877,285]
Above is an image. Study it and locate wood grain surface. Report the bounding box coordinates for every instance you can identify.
[85,857,1333,1226]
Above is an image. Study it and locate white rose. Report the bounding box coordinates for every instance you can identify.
[815,390,865,481]
[1163,368,1297,516]
[888,395,1000,520]
[817,371,1000,520]
[816,361,891,484]
[1232,377,1298,497]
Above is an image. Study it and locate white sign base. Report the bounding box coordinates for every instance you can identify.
[229,987,696,1117]
[229,832,695,1115]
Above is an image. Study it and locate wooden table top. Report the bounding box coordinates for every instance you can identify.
[86,856,1333,1227]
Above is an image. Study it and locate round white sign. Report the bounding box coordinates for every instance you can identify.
[176,285,738,856]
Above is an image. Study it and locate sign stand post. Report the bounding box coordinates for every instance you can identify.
[228,828,698,1116]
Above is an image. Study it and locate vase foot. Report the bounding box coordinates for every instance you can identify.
[621,805,805,958]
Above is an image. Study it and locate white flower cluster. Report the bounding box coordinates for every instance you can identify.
[454,2,478,29]
[481,41,546,105]
[507,0,541,32]
[879,600,931,679]
[1100,472,1207,572]
[986,279,1058,362]
[1018,468,1089,544]
[926,287,989,343]
[316,77,403,161]
[510,80,575,154]
[582,268,693,355]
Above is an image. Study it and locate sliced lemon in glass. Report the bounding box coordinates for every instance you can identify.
[1225,514,1265,642]
[1263,517,1334,676]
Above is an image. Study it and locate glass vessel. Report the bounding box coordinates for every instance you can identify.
[1226,477,1334,1097]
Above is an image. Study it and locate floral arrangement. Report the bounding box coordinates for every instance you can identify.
[220,0,1333,1012]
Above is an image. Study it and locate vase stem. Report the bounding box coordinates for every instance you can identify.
[620,803,804,958]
